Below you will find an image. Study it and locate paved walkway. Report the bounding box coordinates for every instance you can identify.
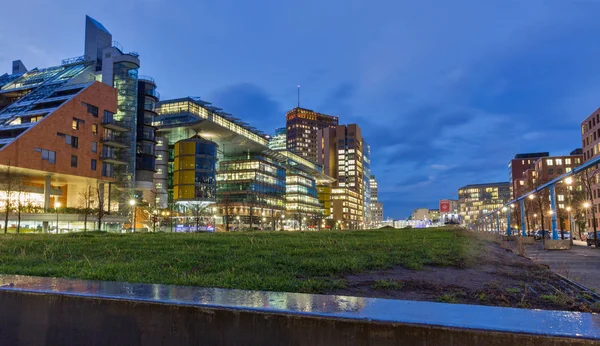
[524,241,600,292]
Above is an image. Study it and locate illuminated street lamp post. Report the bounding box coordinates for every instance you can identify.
[54,202,61,234]
[583,202,598,247]
[505,204,512,236]
[564,177,573,242]
[566,206,573,245]
[167,211,172,232]
[500,208,507,235]
[152,210,158,233]
[129,199,136,233]
[543,209,554,246]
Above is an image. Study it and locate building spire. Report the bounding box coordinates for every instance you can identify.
[297,84,300,108]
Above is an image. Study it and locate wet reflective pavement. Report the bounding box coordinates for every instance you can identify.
[0,275,599,340]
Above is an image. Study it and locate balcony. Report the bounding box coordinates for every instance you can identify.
[101,135,128,149]
[102,114,129,132]
[143,88,160,100]
[101,151,127,165]
[138,132,156,142]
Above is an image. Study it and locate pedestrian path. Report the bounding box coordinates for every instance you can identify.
[524,242,600,292]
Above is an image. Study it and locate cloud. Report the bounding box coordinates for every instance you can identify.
[208,83,284,135]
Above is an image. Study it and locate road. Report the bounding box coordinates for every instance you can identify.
[524,240,600,292]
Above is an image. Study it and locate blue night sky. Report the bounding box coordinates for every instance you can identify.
[3,1,600,219]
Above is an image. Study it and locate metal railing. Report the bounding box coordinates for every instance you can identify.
[472,153,600,238]
[61,55,89,66]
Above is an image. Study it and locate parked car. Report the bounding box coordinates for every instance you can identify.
[557,231,571,240]
[534,230,550,240]
[586,232,600,247]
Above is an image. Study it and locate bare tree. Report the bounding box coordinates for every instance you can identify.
[219,193,232,232]
[0,163,19,234]
[14,175,26,234]
[148,188,159,232]
[556,182,568,239]
[188,203,210,232]
[78,182,96,232]
[580,167,599,247]
[526,172,550,241]
[525,197,535,232]
[95,181,106,231]
[570,187,587,239]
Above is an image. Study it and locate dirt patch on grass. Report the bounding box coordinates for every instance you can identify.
[327,240,598,312]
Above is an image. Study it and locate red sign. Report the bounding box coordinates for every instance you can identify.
[439,200,450,213]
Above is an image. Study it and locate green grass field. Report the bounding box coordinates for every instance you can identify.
[0,228,471,293]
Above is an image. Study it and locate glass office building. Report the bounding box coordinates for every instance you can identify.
[173,136,217,203]
[217,154,286,230]
[285,169,322,229]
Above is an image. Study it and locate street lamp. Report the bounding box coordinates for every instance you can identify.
[583,201,597,246]
[565,177,573,185]
[54,202,61,233]
[528,194,535,200]
[129,199,136,233]
[566,206,573,244]
[152,210,158,232]
[167,211,172,232]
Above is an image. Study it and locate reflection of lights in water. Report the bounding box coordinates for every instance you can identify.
[266,292,288,310]
[153,284,160,300]
[335,296,366,312]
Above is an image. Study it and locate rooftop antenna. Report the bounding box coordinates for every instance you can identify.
[297,84,300,108]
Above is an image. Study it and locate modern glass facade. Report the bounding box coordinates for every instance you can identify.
[363,142,371,228]
[285,169,322,229]
[173,137,217,202]
[458,182,511,224]
[154,136,169,208]
[317,185,332,218]
[268,127,286,151]
[112,60,139,195]
[217,154,286,230]
[369,175,383,226]
[135,77,159,191]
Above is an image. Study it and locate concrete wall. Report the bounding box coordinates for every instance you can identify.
[0,290,595,346]
[545,239,572,250]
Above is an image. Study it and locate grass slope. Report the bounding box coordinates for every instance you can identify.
[0,228,470,293]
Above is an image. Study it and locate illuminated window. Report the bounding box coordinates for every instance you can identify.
[565,158,571,165]
[546,159,553,166]
[92,124,98,135]
[555,159,562,165]
[72,117,84,130]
